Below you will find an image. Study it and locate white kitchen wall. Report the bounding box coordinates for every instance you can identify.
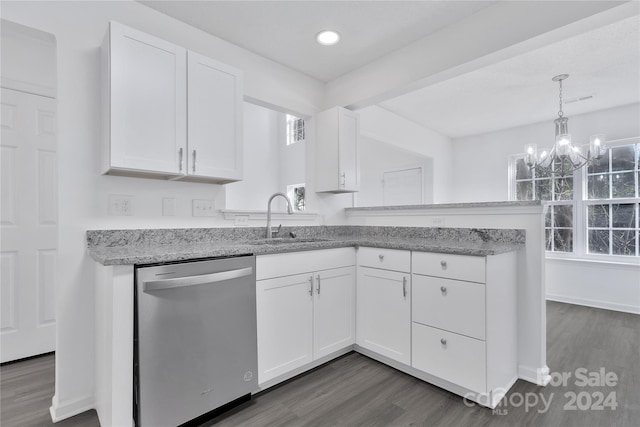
[225,102,282,211]
[1,1,325,421]
[356,136,434,207]
[451,103,640,314]
[357,105,454,204]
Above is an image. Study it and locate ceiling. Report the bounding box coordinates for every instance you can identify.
[379,15,640,138]
[140,1,639,139]
[140,0,496,82]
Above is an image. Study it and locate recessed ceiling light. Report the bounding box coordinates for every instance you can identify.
[316,30,340,46]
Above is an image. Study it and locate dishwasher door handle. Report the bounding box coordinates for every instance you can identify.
[143,267,253,292]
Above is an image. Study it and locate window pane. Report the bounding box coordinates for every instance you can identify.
[516,181,533,201]
[553,229,573,252]
[588,174,609,199]
[553,205,573,228]
[516,159,532,180]
[545,229,552,251]
[553,157,574,177]
[535,179,551,200]
[611,145,635,172]
[545,208,552,227]
[588,230,609,254]
[612,172,635,198]
[588,153,609,174]
[612,230,636,255]
[588,204,609,228]
[554,177,573,200]
[612,203,635,228]
[537,165,552,178]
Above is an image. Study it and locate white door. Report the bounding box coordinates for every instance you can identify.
[256,273,313,384]
[338,108,359,191]
[1,88,57,363]
[356,267,410,364]
[313,266,355,359]
[108,21,186,175]
[187,51,242,181]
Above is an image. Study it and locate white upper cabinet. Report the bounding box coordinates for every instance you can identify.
[103,21,186,177]
[315,106,360,193]
[102,22,243,183]
[186,51,242,182]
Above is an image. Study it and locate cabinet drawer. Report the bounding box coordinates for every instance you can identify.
[412,252,485,283]
[358,247,410,272]
[412,275,485,340]
[412,323,486,393]
[256,248,355,280]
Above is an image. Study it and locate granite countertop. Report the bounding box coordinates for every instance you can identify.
[88,226,526,266]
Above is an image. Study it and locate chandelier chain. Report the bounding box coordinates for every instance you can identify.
[558,79,564,118]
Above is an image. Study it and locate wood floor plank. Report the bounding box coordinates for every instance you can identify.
[2,301,638,426]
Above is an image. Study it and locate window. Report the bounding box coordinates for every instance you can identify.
[585,144,640,256]
[511,137,640,259]
[514,158,574,252]
[287,183,305,212]
[286,114,305,146]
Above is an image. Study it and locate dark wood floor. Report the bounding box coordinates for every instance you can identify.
[2,301,638,426]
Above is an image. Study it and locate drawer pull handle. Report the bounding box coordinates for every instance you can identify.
[308,276,314,296]
[440,338,447,346]
[440,260,447,270]
[402,276,407,298]
[379,254,384,261]
[316,274,321,295]
[440,286,447,294]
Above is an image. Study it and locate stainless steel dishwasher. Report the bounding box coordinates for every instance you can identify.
[134,255,257,427]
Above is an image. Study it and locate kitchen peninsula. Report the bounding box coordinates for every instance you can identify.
[89,202,547,427]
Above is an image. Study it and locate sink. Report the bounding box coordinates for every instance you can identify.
[246,237,331,245]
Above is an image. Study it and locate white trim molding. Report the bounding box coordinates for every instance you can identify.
[49,393,94,423]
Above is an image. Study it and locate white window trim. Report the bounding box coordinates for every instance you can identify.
[510,137,640,265]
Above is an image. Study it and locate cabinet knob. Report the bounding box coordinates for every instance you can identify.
[440,286,447,294]
[378,254,384,261]
[440,338,447,346]
[440,260,447,270]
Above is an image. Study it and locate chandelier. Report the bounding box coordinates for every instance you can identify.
[524,74,607,177]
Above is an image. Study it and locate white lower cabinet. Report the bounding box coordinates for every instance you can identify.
[411,250,518,407]
[256,246,517,408]
[256,273,314,383]
[256,248,355,385]
[356,248,411,365]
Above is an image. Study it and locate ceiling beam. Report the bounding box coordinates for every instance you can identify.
[323,1,638,111]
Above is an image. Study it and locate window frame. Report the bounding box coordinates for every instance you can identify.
[509,136,640,265]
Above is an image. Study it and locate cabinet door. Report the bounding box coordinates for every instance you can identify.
[313,266,356,359]
[356,267,410,364]
[338,108,359,191]
[256,273,313,384]
[107,22,186,175]
[187,51,243,181]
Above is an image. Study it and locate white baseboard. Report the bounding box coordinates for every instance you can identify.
[519,364,550,386]
[546,293,640,315]
[49,393,94,423]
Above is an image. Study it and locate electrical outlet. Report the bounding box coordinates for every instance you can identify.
[234,215,250,226]
[431,217,445,226]
[108,195,134,216]
[162,198,176,216]
[192,199,215,217]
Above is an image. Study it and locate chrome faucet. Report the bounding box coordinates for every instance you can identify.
[266,192,294,238]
